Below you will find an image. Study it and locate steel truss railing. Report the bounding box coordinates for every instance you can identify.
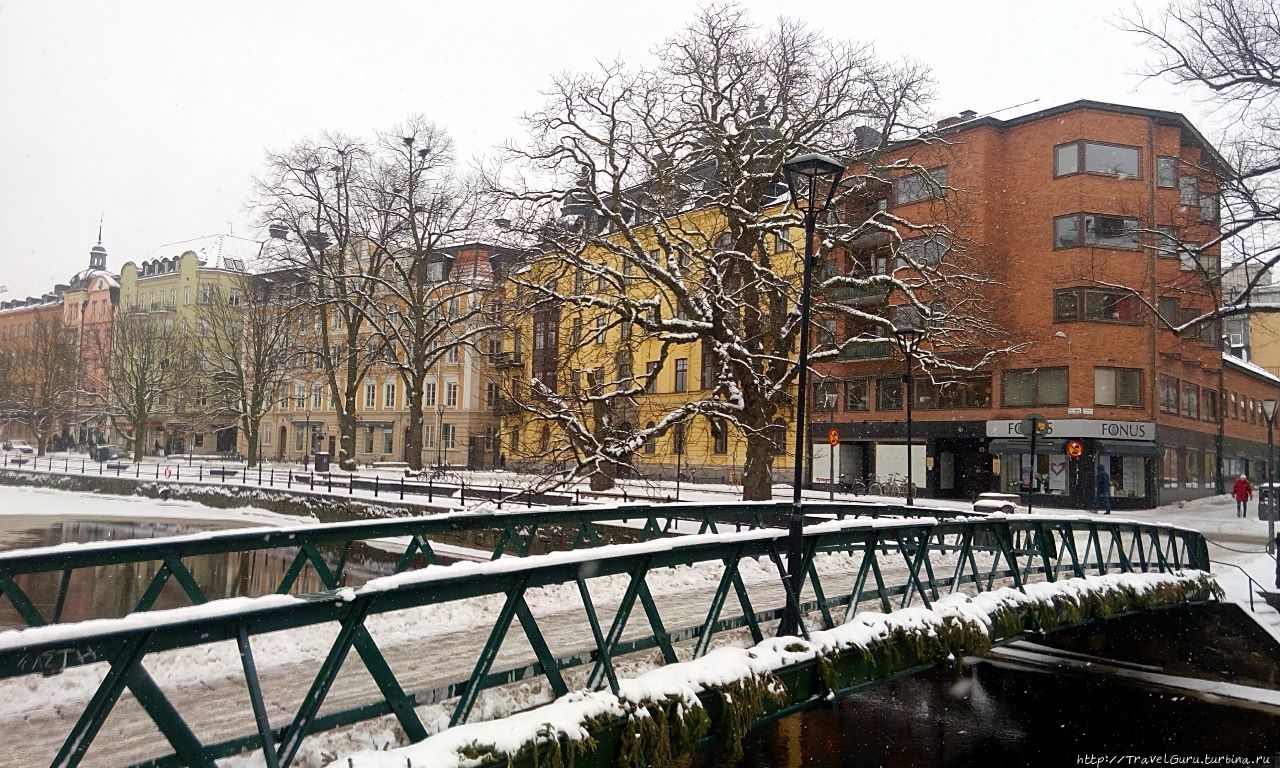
[0,512,1206,768]
[0,500,971,630]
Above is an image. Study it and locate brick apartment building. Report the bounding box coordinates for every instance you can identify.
[815,100,1277,509]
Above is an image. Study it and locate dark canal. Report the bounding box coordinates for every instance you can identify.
[686,663,1280,767]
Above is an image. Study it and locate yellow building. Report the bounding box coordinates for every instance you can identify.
[118,234,262,455]
[500,206,804,484]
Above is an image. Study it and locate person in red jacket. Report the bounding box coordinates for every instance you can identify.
[1232,474,1253,518]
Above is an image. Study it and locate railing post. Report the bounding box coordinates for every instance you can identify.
[156,464,160,479]
[136,461,140,478]
[258,464,263,485]
[349,473,354,496]
[498,484,503,509]
[576,489,581,506]
[327,473,332,493]
[176,465,180,482]
[428,478,433,503]
[460,481,465,506]
[199,465,203,482]
[374,476,379,497]
[526,490,532,508]
[399,476,404,500]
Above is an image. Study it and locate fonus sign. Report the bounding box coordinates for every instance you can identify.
[985,419,1154,440]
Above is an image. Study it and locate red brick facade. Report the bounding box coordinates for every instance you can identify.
[816,101,1275,508]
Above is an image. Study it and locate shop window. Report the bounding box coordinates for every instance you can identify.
[364,428,374,453]
[1001,368,1067,407]
[1094,367,1143,407]
[1185,449,1201,489]
[384,428,394,454]
[1163,447,1179,488]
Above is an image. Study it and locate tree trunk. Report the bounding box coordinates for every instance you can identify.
[741,430,776,501]
[589,459,615,491]
[406,391,424,471]
[244,424,259,468]
[338,403,356,470]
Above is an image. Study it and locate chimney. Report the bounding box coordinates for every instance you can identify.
[268,222,290,240]
[936,116,962,130]
[853,125,883,150]
[959,110,977,121]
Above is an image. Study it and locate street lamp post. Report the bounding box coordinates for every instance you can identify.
[894,314,923,506]
[780,152,845,637]
[1262,398,1277,553]
[436,403,445,469]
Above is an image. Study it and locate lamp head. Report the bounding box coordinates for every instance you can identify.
[1263,398,1278,422]
[783,153,845,213]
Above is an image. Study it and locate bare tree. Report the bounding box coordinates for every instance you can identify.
[193,272,299,467]
[0,313,78,455]
[354,118,494,471]
[491,5,1009,499]
[254,136,390,469]
[1125,0,1280,327]
[96,311,195,456]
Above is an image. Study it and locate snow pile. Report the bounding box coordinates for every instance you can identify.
[330,570,1219,768]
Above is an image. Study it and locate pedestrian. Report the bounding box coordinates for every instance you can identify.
[1232,474,1253,518]
[1095,462,1111,515]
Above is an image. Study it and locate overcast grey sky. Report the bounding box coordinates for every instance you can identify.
[0,0,1215,298]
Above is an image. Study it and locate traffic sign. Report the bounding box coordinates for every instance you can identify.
[827,428,840,447]
[1020,413,1049,437]
[1066,439,1084,459]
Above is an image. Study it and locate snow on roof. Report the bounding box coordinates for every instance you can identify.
[1223,351,1280,386]
[145,234,265,272]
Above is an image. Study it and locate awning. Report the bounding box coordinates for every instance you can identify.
[1095,440,1160,457]
[988,438,1068,455]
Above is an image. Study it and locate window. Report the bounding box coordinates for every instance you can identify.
[898,234,950,267]
[894,166,948,205]
[674,358,688,392]
[311,386,322,409]
[913,376,992,409]
[1203,389,1219,422]
[644,421,656,454]
[446,381,459,407]
[645,361,658,394]
[1200,194,1219,223]
[844,379,869,411]
[196,387,208,407]
[295,429,304,451]
[1054,141,1140,177]
[709,417,728,454]
[424,382,437,407]
[572,317,582,345]
[365,383,376,409]
[595,315,606,344]
[184,287,191,305]
[1185,449,1201,489]
[384,382,396,409]
[876,377,903,410]
[1160,376,1179,413]
[1001,368,1067,407]
[775,230,793,252]
[1156,225,1179,257]
[1053,288,1141,323]
[1095,367,1143,407]
[384,428,394,454]
[486,381,499,408]
[263,429,272,446]
[424,424,435,448]
[1054,214,1140,250]
[364,428,374,453]
[442,423,455,449]
[228,289,241,307]
[446,345,459,364]
[701,342,716,391]
[1181,382,1200,419]
[1179,175,1198,206]
[1157,156,1179,188]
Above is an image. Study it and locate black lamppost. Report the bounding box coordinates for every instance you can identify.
[1263,398,1277,552]
[436,403,446,468]
[893,312,923,506]
[780,152,845,637]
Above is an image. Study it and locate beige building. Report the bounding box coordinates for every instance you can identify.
[259,243,508,468]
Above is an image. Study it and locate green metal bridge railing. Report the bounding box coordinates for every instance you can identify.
[0,509,1207,768]
[0,500,972,630]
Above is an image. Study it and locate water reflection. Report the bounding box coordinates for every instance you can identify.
[0,518,648,630]
[685,663,1280,767]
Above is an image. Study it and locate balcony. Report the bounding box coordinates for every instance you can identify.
[837,342,894,361]
[493,396,523,417]
[822,282,890,305]
[491,351,525,369]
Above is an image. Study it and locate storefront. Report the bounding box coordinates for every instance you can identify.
[987,419,1159,510]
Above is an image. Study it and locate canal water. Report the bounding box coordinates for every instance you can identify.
[685,662,1280,767]
[0,515,649,629]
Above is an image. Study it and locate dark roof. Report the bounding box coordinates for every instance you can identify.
[935,99,1228,172]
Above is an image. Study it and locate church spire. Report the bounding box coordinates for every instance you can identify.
[89,214,107,270]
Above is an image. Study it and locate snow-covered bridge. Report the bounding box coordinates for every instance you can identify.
[0,502,1216,767]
